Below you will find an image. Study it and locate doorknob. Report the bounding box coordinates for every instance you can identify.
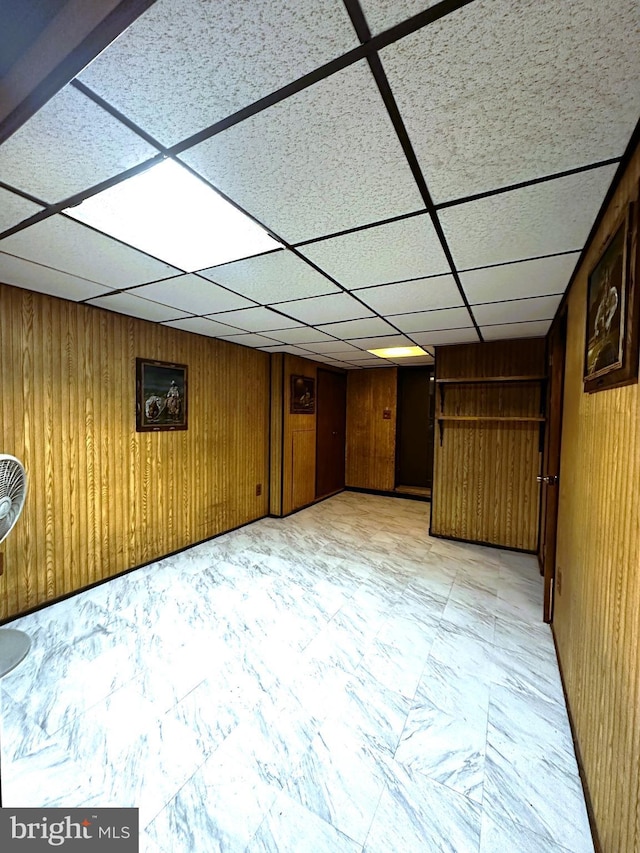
[537,475,559,485]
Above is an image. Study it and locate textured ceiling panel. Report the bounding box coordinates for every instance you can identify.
[206,306,301,332]
[78,0,359,147]
[359,0,439,34]
[391,307,472,334]
[316,318,399,339]
[348,358,395,367]
[439,166,618,270]
[301,341,360,354]
[0,216,181,287]
[382,0,640,202]
[275,292,373,325]
[0,188,42,234]
[132,274,255,315]
[412,328,480,346]
[0,86,157,204]
[345,334,416,349]
[86,292,191,322]
[0,252,112,302]
[298,215,449,288]
[162,316,242,337]
[215,333,280,348]
[262,326,337,345]
[472,295,562,326]
[180,61,424,243]
[317,349,373,361]
[200,250,339,303]
[459,254,580,305]
[482,321,551,341]
[354,274,463,314]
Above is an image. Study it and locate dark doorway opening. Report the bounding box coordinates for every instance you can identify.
[315,369,347,499]
[395,367,435,497]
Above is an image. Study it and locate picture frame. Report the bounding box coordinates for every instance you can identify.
[584,200,639,393]
[136,358,188,431]
[290,374,315,414]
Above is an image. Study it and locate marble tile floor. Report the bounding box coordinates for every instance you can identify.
[0,492,594,852]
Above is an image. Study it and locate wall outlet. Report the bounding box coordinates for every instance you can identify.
[256,483,262,496]
[556,567,562,595]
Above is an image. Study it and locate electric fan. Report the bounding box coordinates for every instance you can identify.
[0,454,31,678]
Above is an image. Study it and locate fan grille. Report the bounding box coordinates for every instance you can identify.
[0,455,27,543]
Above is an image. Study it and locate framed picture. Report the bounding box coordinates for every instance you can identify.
[136,358,188,431]
[290,374,315,414]
[584,201,639,393]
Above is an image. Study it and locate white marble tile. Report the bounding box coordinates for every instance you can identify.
[364,764,482,853]
[480,810,577,853]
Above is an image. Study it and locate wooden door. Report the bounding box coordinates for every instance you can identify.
[539,313,567,623]
[316,369,346,499]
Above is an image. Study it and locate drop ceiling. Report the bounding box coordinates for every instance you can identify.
[0,0,638,369]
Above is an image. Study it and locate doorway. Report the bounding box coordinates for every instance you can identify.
[539,311,567,623]
[315,369,347,499]
[395,367,435,497]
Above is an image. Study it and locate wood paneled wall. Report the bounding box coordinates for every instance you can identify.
[431,340,545,550]
[345,368,397,491]
[281,355,317,515]
[0,284,270,620]
[554,145,640,853]
[269,353,284,517]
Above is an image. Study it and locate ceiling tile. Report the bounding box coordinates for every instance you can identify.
[200,250,339,302]
[0,215,181,287]
[412,328,480,346]
[86,292,191,322]
[78,0,360,147]
[215,333,280,347]
[180,61,423,243]
[381,0,640,202]
[132,274,255,314]
[391,307,472,333]
[354,274,463,313]
[350,358,395,367]
[359,1,439,33]
[472,295,561,326]
[316,318,399,339]
[0,86,157,204]
[319,350,373,361]
[276,292,373,325]
[0,252,112,302]
[262,327,337,345]
[460,254,580,305]
[345,334,416,349]
[301,341,360,354]
[298,215,449,288]
[162,317,242,337]
[481,321,552,341]
[207,306,300,332]
[439,166,618,269]
[0,188,42,234]
[258,344,319,357]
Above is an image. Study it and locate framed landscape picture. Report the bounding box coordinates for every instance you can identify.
[584,201,639,393]
[136,358,188,431]
[290,374,315,414]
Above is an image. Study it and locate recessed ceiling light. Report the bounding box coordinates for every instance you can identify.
[65,159,281,272]
[367,346,428,358]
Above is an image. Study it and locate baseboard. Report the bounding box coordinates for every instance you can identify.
[427,529,536,554]
[551,625,602,853]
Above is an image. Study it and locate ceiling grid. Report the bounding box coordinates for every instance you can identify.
[0,0,638,368]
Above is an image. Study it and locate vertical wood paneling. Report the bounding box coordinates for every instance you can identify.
[555,145,640,853]
[281,354,317,515]
[269,353,283,516]
[0,284,270,620]
[431,340,545,550]
[345,368,397,491]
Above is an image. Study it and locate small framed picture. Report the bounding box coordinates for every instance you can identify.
[136,358,188,431]
[584,201,639,392]
[290,374,315,414]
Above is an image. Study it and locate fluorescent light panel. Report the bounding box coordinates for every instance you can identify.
[367,346,427,358]
[65,160,280,272]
